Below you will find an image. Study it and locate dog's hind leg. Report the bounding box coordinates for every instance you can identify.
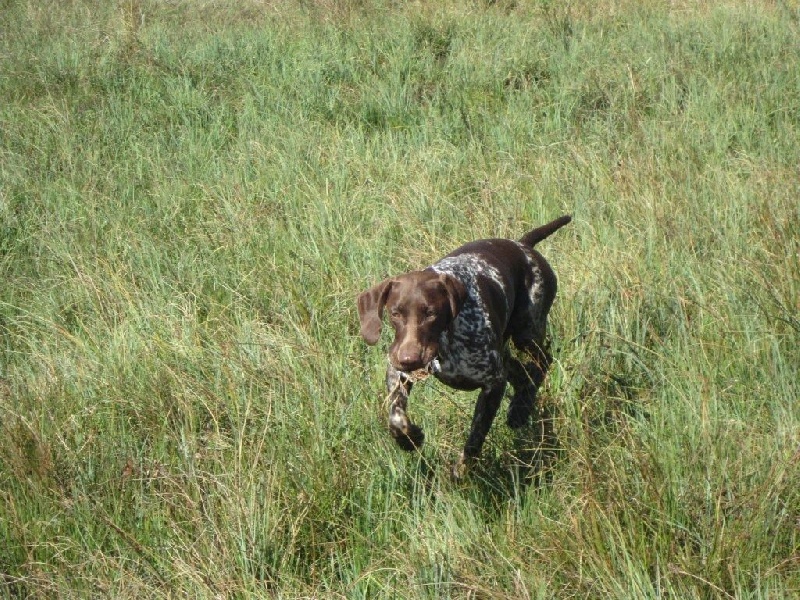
[507,327,551,429]
[507,332,556,483]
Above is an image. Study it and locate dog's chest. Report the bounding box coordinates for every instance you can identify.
[430,254,507,388]
[435,317,504,388]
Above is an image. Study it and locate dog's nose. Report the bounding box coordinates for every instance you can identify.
[398,357,422,371]
[397,351,425,372]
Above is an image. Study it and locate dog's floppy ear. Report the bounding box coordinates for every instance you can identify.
[440,274,467,320]
[357,279,393,345]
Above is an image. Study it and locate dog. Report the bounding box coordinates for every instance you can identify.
[358,215,571,477]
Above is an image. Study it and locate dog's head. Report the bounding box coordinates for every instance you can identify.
[357,270,466,372]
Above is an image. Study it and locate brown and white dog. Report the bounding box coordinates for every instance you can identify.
[358,215,571,477]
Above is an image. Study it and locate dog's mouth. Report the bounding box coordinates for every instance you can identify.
[399,357,441,382]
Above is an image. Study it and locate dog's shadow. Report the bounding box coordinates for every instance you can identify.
[469,411,559,510]
[404,405,559,512]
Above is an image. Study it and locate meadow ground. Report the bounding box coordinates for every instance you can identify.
[1,0,798,597]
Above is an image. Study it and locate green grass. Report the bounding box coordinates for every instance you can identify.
[1,0,798,597]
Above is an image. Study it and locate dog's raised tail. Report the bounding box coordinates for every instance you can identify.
[519,215,572,248]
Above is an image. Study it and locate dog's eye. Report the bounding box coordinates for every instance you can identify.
[423,307,437,319]
[389,307,402,319]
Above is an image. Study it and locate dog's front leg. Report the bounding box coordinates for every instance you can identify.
[386,366,425,451]
[453,379,506,478]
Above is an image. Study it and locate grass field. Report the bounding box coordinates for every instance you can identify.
[1,0,798,597]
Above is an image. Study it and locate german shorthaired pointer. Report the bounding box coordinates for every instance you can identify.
[358,215,571,477]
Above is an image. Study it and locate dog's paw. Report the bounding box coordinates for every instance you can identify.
[391,423,424,451]
[451,452,471,480]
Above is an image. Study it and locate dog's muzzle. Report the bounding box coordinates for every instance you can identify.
[400,357,441,383]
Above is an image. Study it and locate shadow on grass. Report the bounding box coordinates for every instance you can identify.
[467,407,560,512]
[398,404,561,513]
